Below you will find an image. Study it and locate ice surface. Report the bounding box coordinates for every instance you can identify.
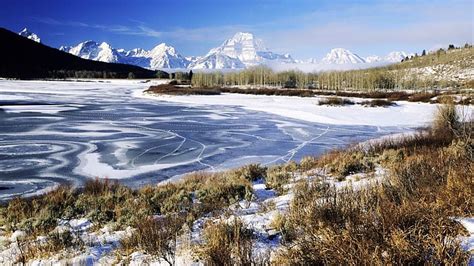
[0,79,442,200]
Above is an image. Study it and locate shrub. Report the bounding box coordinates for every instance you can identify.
[195,218,254,265]
[269,212,296,243]
[145,84,221,95]
[408,92,437,102]
[360,99,396,107]
[321,150,375,179]
[231,164,267,181]
[120,215,185,265]
[318,97,354,106]
[195,175,253,212]
[17,230,83,263]
[432,104,459,138]
[265,166,292,193]
[299,156,319,171]
[432,95,455,104]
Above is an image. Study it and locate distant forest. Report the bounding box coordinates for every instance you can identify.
[0,28,168,79]
[188,45,473,91]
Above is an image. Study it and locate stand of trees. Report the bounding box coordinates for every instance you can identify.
[190,46,473,91]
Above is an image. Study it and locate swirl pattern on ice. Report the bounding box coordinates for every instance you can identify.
[0,79,408,201]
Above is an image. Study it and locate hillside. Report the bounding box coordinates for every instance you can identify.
[385,46,474,86]
[0,28,167,79]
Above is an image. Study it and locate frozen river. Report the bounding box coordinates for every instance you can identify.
[0,79,421,201]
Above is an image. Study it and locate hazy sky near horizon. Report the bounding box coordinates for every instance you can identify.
[1,0,472,59]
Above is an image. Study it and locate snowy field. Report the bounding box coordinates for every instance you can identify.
[0,79,443,201]
[141,92,441,127]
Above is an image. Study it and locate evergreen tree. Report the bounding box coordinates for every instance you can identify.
[422,49,426,56]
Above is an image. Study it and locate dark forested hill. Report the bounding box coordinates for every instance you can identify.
[0,27,168,79]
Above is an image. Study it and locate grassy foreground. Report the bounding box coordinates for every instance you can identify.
[0,104,472,264]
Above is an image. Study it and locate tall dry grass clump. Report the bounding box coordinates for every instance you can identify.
[194,217,255,265]
[120,215,186,265]
[433,103,459,138]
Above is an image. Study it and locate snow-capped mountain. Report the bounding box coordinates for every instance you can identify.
[384,51,410,63]
[147,43,189,69]
[188,53,245,69]
[18,28,41,43]
[185,56,201,62]
[321,48,366,64]
[60,41,189,69]
[60,41,121,63]
[54,30,413,71]
[365,55,382,63]
[195,32,295,69]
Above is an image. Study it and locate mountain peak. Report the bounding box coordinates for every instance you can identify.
[61,40,189,69]
[231,32,256,41]
[18,27,41,43]
[200,31,294,68]
[151,43,175,53]
[99,42,113,49]
[322,48,365,64]
[385,51,409,62]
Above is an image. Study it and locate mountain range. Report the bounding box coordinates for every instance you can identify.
[0,27,162,79]
[20,28,412,71]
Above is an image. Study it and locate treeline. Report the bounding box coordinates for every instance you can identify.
[189,46,473,91]
[47,70,169,79]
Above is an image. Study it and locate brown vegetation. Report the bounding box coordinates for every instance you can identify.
[146,82,472,106]
[145,84,221,95]
[194,218,255,265]
[120,215,186,265]
[0,103,471,264]
[360,99,396,107]
[273,104,473,264]
[318,97,355,106]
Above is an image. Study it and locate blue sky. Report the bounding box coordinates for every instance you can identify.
[1,0,472,59]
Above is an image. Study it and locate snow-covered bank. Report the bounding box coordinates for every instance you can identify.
[139,92,445,127]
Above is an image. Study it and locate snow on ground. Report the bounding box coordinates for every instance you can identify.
[456,218,474,256]
[140,92,442,127]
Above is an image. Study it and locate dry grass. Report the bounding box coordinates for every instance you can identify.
[274,105,473,264]
[120,215,185,265]
[16,230,83,264]
[408,92,438,102]
[145,84,221,95]
[313,149,375,180]
[194,218,255,265]
[265,166,292,194]
[1,168,255,241]
[220,87,314,97]
[318,97,355,106]
[360,99,396,107]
